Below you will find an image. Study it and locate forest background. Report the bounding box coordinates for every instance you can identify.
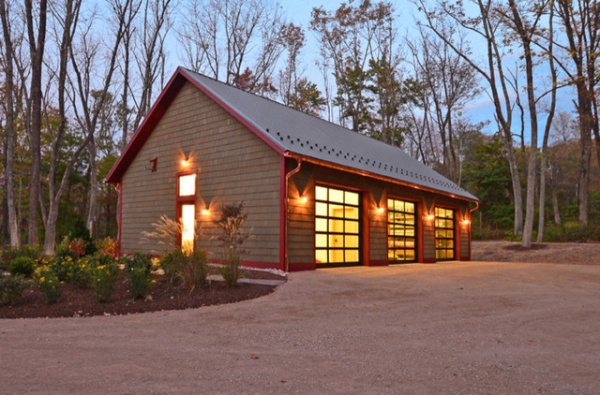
[0,0,599,256]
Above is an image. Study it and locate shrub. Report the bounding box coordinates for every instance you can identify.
[219,249,241,287]
[0,275,27,306]
[177,250,208,292]
[159,249,186,284]
[48,255,76,282]
[1,245,40,270]
[213,202,251,287]
[9,256,36,278]
[68,238,88,259]
[88,252,116,268]
[122,253,154,299]
[90,261,120,302]
[34,266,62,303]
[69,257,92,288]
[97,237,120,259]
[159,249,207,292]
[55,237,76,260]
[68,216,96,256]
[142,215,186,253]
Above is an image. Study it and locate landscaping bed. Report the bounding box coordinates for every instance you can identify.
[0,269,283,319]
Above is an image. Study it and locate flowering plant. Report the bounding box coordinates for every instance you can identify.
[90,262,120,302]
[34,266,62,303]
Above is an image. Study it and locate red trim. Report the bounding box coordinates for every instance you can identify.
[288,262,317,271]
[361,192,370,266]
[284,153,477,204]
[367,259,388,267]
[117,182,123,257]
[417,200,425,263]
[422,258,436,264]
[179,68,285,156]
[106,71,187,184]
[106,67,286,185]
[279,156,286,271]
[455,208,461,261]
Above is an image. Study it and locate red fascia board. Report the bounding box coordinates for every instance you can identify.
[105,70,187,184]
[106,67,285,184]
[179,68,285,155]
[284,152,479,204]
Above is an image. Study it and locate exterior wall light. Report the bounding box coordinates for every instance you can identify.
[300,195,308,204]
[376,206,385,214]
[462,219,470,226]
[181,159,189,167]
[201,208,209,216]
[425,214,435,221]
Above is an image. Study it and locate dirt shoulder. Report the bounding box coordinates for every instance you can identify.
[472,240,600,265]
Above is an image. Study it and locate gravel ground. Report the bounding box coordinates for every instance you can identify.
[2,261,600,394]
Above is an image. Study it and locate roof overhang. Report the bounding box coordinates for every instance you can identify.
[283,151,479,203]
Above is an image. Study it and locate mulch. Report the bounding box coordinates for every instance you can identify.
[0,271,284,319]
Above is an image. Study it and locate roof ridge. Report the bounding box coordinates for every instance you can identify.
[179,67,410,156]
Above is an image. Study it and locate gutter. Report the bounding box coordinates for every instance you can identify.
[283,155,303,272]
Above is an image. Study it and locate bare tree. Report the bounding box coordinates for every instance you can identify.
[553,0,600,225]
[0,0,20,247]
[130,0,172,131]
[417,0,525,237]
[407,23,480,182]
[178,0,285,95]
[118,0,141,152]
[25,0,48,246]
[41,0,83,256]
[68,0,132,241]
[500,0,557,247]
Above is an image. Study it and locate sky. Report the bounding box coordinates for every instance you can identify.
[155,0,568,145]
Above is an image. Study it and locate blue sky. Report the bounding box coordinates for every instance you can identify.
[158,0,566,145]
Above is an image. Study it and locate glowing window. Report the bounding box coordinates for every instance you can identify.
[181,204,195,254]
[315,185,360,266]
[387,198,417,264]
[178,174,196,197]
[435,207,455,260]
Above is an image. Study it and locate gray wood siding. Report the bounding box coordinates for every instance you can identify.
[121,82,280,264]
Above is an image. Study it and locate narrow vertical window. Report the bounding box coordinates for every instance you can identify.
[177,173,196,253]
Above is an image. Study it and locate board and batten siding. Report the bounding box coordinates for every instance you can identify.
[120,82,281,265]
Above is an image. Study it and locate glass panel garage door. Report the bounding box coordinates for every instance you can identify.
[435,207,455,260]
[315,185,360,266]
[387,199,417,263]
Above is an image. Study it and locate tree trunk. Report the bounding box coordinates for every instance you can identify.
[25,0,48,246]
[550,164,561,225]
[0,0,21,247]
[86,138,98,236]
[537,156,547,243]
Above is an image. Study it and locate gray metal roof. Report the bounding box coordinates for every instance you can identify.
[182,68,477,201]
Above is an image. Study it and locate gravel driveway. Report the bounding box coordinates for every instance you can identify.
[2,262,599,394]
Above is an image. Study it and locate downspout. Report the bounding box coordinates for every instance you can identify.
[284,155,303,272]
[115,182,123,257]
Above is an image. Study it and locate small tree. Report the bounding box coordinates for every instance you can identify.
[213,202,251,286]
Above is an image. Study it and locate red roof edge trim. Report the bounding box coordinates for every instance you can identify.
[105,68,187,184]
[178,68,285,155]
[283,152,479,204]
